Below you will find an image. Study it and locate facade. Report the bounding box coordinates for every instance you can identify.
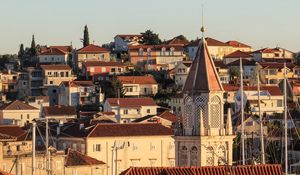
[82,61,127,80]
[227,59,256,84]
[58,80,99,106]
[168,93,183,115]
[133,110,177,128]
[235,86,284,115]
[214,60,229,84]
[0,100,40,126]
[128,45,184,70]
[38,48,68,64]
[225,40,252,53]
[41,64,75,105]
[174,61,192,88]
[26,67,44,96]
[175,37,235,166]
[252,47,294,62]
[103,98,158,123]
[117,76,158,97]
[42,105,77,122]
[75,44,110,70]
[0,70,18,101]
[114,34,142,52]
[223,50,253,64]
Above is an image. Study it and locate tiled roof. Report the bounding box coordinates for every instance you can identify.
[226,40,251,48]
[121,164,283,175]
[222,84,240,92]
[0,100,38,110]
[107,98,156,107]
[82,61,126,67]
[244,86,283,96]
[65,149,105,167]
[224,50,252,58]
[183,38,223,92]
[226,59,256,66]
[57,123,94,138]
[253,48,278,54]
[0,133,16,141]
[158,111,177,123]
[165,38,189,46]
[43,105,77,116]
[88,123,173,137]
[0,169,14,175]
[49,46,73,52]
[214,60,228,69]
[77,44,109,53]
[0,125,28,141]
[258,62,296,69]
[39,48,66,55]
[117,76,157,84]
[40,64,72,70]
[61,80,94,87]
[206,37,230,47]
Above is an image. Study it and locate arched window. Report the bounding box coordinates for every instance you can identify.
[190,146,198,166]
[206,147,214,166]
[210,96,221,128]
[180,146,188,166]
[139,48,143,56]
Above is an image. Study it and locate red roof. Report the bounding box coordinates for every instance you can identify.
[65,149,105,167]
[187,38,230,47]
[222,84,240,92]
[253,48,278,54]
[88,123,173,137]
[183,38,223,92]
[43,105,77,116]
[224,50,252,58]
[39,48,66,55]
[121,164,283,175]
[107,98,156,107]
[158,111,177,123]
[258,62,296,70]
[82,61,126,67]
[77,44,109,53]
[0,125,28,141]
[0,100,38,110]
[117,76,157,85]
[40,64,72,70]
[214,60,228,69]
[61,80,94,87]
[244,86,283,96]
[165,38,189,46]
[49,46,72,52]
[226,59,256,66]
[226,40,251,48]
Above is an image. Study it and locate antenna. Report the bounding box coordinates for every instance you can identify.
[200,4,205,39]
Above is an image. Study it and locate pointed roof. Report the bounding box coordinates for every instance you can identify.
[183,38,223,92]
[0,100,38,110]
[65,149,105,167]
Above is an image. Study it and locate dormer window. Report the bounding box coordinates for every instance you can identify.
[139,48,143,56]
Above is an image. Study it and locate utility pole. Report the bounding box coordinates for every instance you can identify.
[284,62,288,174]
[240,58,245,165]
[46,117,51,175]
[257,73,265,164]
[32,122,36,175]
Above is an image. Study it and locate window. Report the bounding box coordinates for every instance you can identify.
[93,144,101,152]
[27,114,30,119]
[17,145,21,151]
[269,69,277,75]
[147,109,151,113]
[277,99,283,107]
[161,47,166,56]
[111,68,116,72]
[246,121,253,126]
[50,81,53,85]
[169,159,175,167]
[52,89,57,93]
[1,164,6,171]
[66,72,69,77]
[170,47,175,56]
[124,109,128,114]
[118,68,122,72]
[21,114,23,119]
[23,82,26,85]
[131,159,140,166]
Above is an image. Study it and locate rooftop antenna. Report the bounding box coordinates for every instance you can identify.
[200,4,205,39]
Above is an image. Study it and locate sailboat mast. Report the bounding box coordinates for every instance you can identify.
[257,73,265,164]
[284,62,288,174]
[240,58,245,165]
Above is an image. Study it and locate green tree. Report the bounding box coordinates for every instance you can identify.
[140,29,161,45]
[30,35,37,56]
[18,44,25,58]
[83,25,90,47]
[175,35,188,42]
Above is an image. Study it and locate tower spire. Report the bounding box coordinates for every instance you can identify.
[201,4,205,39]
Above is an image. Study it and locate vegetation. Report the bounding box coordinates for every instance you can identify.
[97,74,125,99]
[83,25,90,47]
[140,29,162,45]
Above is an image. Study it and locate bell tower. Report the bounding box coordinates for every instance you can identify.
[175,27,235,166]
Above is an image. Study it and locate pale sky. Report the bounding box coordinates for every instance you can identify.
[0,0,299,54]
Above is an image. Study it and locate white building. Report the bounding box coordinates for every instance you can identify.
[114,34,142,52]
[174,61,192,88]
[38,48,68,64]
[103,98,158,123]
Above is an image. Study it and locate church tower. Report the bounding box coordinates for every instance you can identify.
[175,29,235,166]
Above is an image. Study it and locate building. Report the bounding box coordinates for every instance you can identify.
[0,70,18,101]
[168,93,183,115]
[214,60,229,84]
[0,100,40,126]
[41,64,75,105]
[103,98,157,123]
[255,62,298,85]
[252,47,294,62]
[82,61,127,80]
[38,47,69,64]
[222,84,239,105]
[75,44,110,70]
[120,164,283,175]
[42,105,77,122]
[114,34,142,52]
[175,36,235,166]
[58,80,99,106]
[16,71,29,99]
[133,110,177,128]
[174,61,192,88]
[128,45,184,70]
[227,59,256,84]
[234,86,284,115]
[225,40,252,53]
[223,50,253,64]
[117,76,158,97]
[26,67,43,96]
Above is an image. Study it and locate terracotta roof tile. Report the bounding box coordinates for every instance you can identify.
[165,38,189,46]
[39,48,66,55]
[258,62,296,70]
[226,59,256,66]
[107,98,156,107]
[0,125,28,141]
[65,149,105,167]
[0,169,14,175]
[77,44,109,53]
[49,46,73,52]
[61,80,94,87]
[222,84,240,92]
[0,100,38,110]
[244,86,283,96]
[43,105,77,116]
[206,37,230,47]
[224,50,252,58]
[158,111,177,123]
[214,60,228,69]
[82,61,126,67]
[117,76,157,85]
[226,40,251,48]
[40,64,72,70]
[88,123,173,137]
[120,164,283,175]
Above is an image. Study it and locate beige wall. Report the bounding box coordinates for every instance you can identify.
[43,70,74,86]
[123,84,158,96]
[65,165,106,175]
[168,97,183,115]
[0,109,40,126]
[77,52,110,69]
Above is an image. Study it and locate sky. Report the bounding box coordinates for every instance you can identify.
[0,0,299,54]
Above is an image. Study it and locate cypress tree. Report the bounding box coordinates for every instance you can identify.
[18,44,25,58]
[83,25,90,47]
[31,35,36,49]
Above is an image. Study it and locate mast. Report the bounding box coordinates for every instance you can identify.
[46,117,50,175]
[240,57,245,165]
[32,122,36,175]
[257,73,265,164]
[284,62,288,174]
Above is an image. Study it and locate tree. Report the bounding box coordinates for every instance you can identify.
[140,29,161,45]
[18,44,25,58]
[175,35,188,42]
[83,25,90,47]
[30,35,37,56]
